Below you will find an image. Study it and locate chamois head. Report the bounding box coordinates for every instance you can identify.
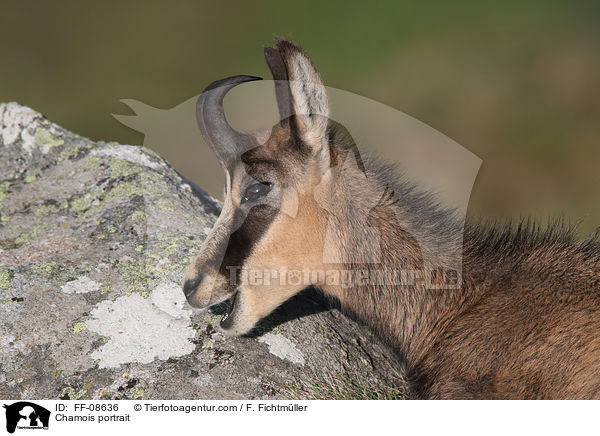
[183,39,345,335]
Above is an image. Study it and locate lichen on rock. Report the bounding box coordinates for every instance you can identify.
[86,286,195,368]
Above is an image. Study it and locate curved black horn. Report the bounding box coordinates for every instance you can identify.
[196,75,262,168]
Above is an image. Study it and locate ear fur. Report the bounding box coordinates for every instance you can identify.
[266,38,330,155]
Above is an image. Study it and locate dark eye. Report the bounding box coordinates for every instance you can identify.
[242,182,272,204]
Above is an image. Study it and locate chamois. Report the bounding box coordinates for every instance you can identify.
[183,38,600,399]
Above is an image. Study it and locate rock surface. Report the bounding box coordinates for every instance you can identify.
[0,103,407,400]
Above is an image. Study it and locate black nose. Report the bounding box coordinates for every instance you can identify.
[183,274,203,301]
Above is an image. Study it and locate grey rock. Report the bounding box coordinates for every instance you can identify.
[0,103,408,400]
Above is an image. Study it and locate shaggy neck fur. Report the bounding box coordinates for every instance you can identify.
[320,151,600,397]
[322,157,473,357]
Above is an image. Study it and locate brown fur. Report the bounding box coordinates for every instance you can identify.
[184,38,600,399]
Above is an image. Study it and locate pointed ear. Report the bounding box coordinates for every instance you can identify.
[264,46,294,123]
[265,39,329,154]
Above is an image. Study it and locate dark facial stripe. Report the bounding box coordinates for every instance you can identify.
[218,204,279,284]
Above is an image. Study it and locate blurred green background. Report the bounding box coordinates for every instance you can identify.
[1,0,599,234]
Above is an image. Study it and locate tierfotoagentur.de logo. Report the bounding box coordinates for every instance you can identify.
[2,402,50,433]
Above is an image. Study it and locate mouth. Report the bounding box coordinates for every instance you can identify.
[220,291,239,330]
